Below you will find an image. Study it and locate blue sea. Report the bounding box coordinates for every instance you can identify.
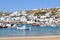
[0,24,60,37]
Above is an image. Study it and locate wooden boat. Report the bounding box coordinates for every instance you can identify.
[32,23,39,26]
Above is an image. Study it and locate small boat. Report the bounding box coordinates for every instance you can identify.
[32,23,39,26]
[0,25,8,28]
[3,26,8,28]
[50,25,56,27]
[0,26,8,28]
[11,24,17,28]
[0,24,11,28]
[17,25,31,30]
[0,26,3,28]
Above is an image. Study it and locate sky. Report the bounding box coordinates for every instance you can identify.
[0,0,59,12]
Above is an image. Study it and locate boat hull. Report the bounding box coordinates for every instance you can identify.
[32,23,39,26]
[17,27,30,30]
[0,26,8,28]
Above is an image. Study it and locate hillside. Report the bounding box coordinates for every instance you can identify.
[0,7,60,18]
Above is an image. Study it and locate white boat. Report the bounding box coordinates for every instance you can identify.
[50,25,56,27]
[17,25,31,30]
[11,24,17,28]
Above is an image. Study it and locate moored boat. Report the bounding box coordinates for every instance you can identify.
[17,25,31,30]
[0,23,11,28]
[32,23,39,26]
[50,24,56,27]
[0,26,3,28]
[3,26,8,28]
[0,26,8,28]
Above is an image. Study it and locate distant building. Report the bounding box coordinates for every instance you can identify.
[9,11,21,16]
[40,16,46,19]
[45,12,52,17]
[57,9,60,12]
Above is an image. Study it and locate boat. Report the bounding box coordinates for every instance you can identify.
[0,25,8,28]
[3,26,8,28]
[11,24,17,28]
[50,25,56,27]
[17,25,31,30]
[32,23,39,26]
[0,26,3,28]
[0,26,8,28]
[0,23,6,28]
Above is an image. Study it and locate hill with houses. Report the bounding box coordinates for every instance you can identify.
[0,7,60,18]
[0,7,60,24]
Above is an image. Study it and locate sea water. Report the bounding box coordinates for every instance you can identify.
[0,24,60,37]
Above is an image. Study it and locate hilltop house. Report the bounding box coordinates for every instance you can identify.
[9,11,21,16]
[20,10,27,16]
[45,12,52,17]
[57,9,60,12]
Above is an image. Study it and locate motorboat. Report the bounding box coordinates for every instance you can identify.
[17,25,31,30]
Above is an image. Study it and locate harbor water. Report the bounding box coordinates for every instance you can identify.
[0,24,60,37]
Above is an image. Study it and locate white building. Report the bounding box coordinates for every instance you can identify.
[0,17,5,21]
[45,12,52,17]
[57,9,60,12]
[5,18,11,21]
[20,16,27,22]
[40,16,46,19]
[14,17,20,21]
[32,9,38,10]
[21,10,27,16]
[9,11,21,16]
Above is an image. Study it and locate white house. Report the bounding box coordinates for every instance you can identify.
[21,10,27,16]
[0,17,5,21]
[57,9,60,12]
[14,17,20,21]
[9,11,21,16]
[5,17,11,21]
[20,16,27,22]
[40,16,46,19]
[45,12,52,17]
